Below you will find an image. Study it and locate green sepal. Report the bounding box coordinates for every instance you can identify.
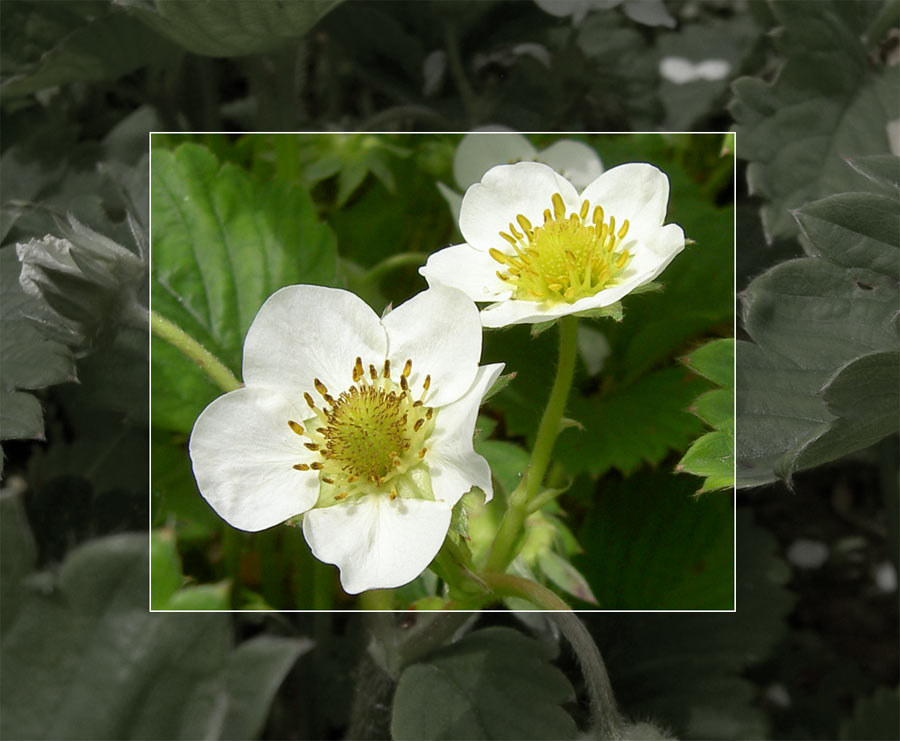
[574,301,624,322]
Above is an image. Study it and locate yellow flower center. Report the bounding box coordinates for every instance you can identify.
[489,192,633,304]
[288,357,435,506]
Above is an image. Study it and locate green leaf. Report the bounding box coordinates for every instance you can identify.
[840,686,900,741]
[391,627,577,741]
[555,367,710,478]
[166,583,231,611]
[536,550,597,605]
[475,440,530,497]
[730,1,900,241]
[0,533,310,740]
[677,431,735,493]
[150,143,339,432]
[0,247,76,443]
[1,8,177,97]
[122,0,343,57]
[574,469,734,609]
[681,337,734,388]
[678,338,734,492]
[151,528,183,609]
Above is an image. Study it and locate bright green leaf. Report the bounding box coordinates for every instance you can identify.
[150,143,339,432]
[166,583,231,611]
[574,470,733,609]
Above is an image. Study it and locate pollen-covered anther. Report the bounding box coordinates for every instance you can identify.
[293,356,438,502]
[288,420,304,436]
[489,192,633,305]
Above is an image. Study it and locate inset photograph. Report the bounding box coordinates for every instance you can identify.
[149,132,735,610]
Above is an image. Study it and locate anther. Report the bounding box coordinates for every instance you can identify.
[414,418,425,432]
[423,375,431,391]
[418,447,428,459]
[304,442,320,451]
[304,392,316,408]
[293,463,310,471]
[369,364,378,380]
[314,378,328,395]
[509,222,523,239]
[489,247,509,264]
[335,493,348,501]
[402,359,412,377]
[425,407,433,420]
[551,192,566,219]
[608,215,616,236]
[288,420,304,436]
[383,359,391,378]
[353,357,364,382]
[516,214,532,233]
[322,476,334,484]
[310,461,324,470]
[499,231,518,246]
[543,208,552,223]
[400,376,408,391]
[616,251,629,268]
[593,205,604,225]
[390,489,398,501]
[347,474,358,483]
[618,220,630,239]
[579,200,590,220]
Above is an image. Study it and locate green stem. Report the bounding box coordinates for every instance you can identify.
[364,252,430,284]
[480,571,571,610]
[150,310,241,393]
[485,316,579,572]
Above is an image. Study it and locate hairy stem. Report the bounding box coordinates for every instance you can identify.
[480,571,571,610]
[150,310,241,393]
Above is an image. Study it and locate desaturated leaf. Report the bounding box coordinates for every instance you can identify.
[0,248,76,443]
[588,511,793,740]
[845,154,900,192]
[730,1,899,241]
[1,8,177,97]
[391,627,577,741]
[840,686,900,741]
[0,533,310,740]
[0,489,36,633]
[122,0,342,57]
[150,143,339,432]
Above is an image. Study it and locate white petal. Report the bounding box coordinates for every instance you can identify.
[453,132,536,189]
[189,387,320,531]
[382,286,482,408]
[538,140,604,190]
[459,162,580,254]
[480,298,567,327]
[303,496,452,593]
[242,285,387,395]
[427,363,504,504]
[419,244,514,303]
[579,163,671,239]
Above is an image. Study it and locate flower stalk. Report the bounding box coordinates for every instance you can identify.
[150,310,241,393]
[485,315,579,573]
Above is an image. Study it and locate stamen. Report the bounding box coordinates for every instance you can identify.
[334,492,347,501]
[579,200,590,220]
[489,247,509,264]
[593,205,604,225]
[383,359,391,378]
[288,420,304,436]
[402,359,412,377]
[369,364,378,380]
[500,231,518,246]
[304,442,319,451]
[423,375,431,391]
[400,376,408,391]
[314,379,328,396]
[618,220,630,239]
[551,192,566,219]
[293,463,310,471]
[304,392,316,408]
[322,476,334,484]
[418,447,427,459]
[353,357,364,382]
[414,418,425,431]
[425,408,433,420]
[516,214,532,233]
[310,461,324,470]
[390,489,398,501]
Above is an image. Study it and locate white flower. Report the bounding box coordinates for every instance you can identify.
[189,285,503,594]
[438,131,604,222]
[421,161,685,327]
